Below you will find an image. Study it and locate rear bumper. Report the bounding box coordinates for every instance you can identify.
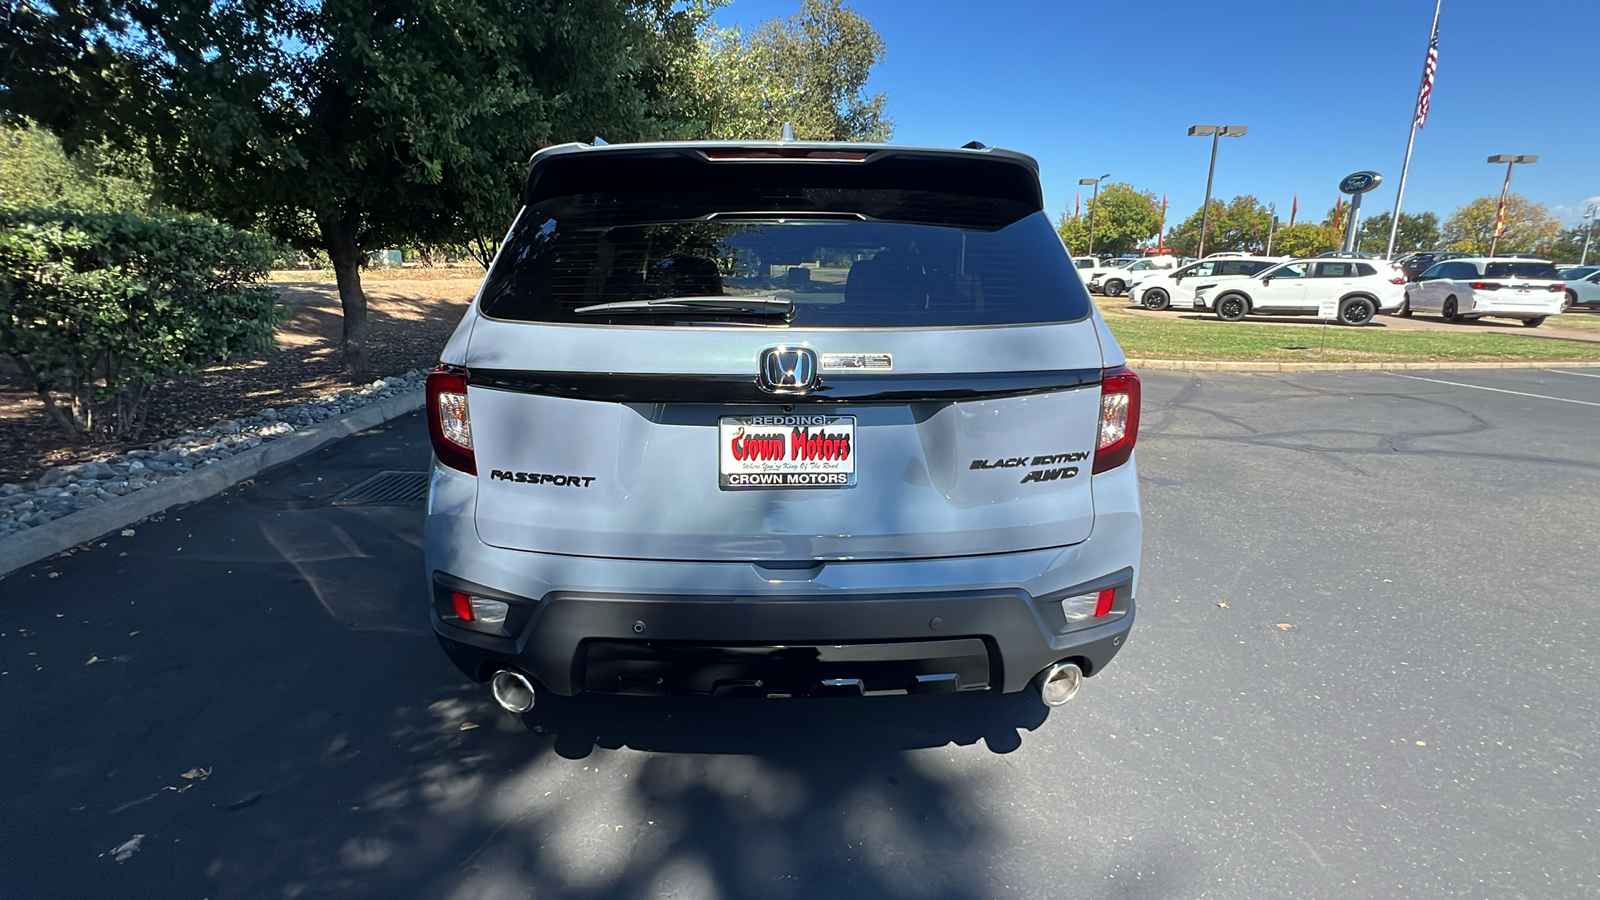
[1463,295,1563,318]
[424,459,1141,696]
[432,581,1134,697]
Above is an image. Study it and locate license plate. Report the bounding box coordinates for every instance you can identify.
[719,415,856,489]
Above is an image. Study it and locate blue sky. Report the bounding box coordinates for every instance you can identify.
[714,0,1600,235]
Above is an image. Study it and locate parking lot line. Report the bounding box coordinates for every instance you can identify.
[1386,372,1600,407]
[1546,369,1600,380]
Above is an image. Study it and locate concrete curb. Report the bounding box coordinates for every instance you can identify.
[1127,358,1600,372]
[0,388,425,577]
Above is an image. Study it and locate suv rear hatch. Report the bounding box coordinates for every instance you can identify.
[458,144,1117,562]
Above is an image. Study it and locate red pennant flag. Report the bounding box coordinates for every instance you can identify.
[1289,195,1298,227]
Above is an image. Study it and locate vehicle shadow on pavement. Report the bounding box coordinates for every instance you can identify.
[330,686,1063,899]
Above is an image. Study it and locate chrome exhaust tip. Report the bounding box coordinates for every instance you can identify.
[490,669,536,714]
[1038,662,1083,707]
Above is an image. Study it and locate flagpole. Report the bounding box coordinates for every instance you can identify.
[1385,125,1420,259]
[1386,0,1442,259]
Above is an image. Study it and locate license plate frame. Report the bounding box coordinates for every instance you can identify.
[718,415,857,490]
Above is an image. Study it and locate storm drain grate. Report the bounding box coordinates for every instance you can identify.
[334,470,429,506]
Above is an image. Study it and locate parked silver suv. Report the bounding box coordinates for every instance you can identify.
[425,140,1142,712]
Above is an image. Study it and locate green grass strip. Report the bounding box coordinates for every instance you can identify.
[1101,305,1600,362]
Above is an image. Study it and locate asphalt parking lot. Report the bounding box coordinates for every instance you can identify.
[2,369,1597,899]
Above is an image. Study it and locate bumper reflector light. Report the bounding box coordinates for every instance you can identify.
[450,591,508,625]
[1061,588,1117,623]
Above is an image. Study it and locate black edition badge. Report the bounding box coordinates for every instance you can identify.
[969,451,1090,485]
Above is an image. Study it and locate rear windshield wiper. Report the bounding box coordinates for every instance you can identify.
[573,296,794,318]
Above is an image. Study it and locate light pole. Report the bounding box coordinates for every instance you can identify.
[1582,204,1597,266]
[1485,154,1537,258]
[1188,124,1247,258]
[1265,204,1279,257]
[1079,174,1109,256]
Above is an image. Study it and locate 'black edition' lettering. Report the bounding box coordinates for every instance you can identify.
[489,469,597,488]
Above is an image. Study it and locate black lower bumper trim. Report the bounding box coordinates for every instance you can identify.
[580,638,991,697]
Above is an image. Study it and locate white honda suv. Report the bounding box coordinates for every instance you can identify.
[1193,258,1406,325]
[1403,258,1567,326]
[1129,256,1281,310]
[424,139,1142,714]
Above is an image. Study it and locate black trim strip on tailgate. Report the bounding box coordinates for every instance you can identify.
[466,368,1102,404]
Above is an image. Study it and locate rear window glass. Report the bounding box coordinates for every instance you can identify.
[1354,263,1378,277]
[478,200,1091,328]
[1484,262,1559,279]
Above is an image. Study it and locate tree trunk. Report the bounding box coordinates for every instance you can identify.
[318,211,370,373]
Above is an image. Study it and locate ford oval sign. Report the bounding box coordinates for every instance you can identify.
[1339,171,1382,195]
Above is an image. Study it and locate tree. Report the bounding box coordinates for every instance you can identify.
[1071,183,1162,256]
[1271,223,1342,258]
[679,0,892,141]
[1355,211,1441,254]
[1441,194,1562,256]
[0,121,153,212]
[1166,195,1272,256]
[1056,215,1089,255]
[4,0,708,372]
[1543,224,1597,264]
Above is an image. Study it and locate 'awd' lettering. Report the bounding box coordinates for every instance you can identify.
[1019,466,1079,484]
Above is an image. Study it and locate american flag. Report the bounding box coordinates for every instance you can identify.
[1414,11,1440,128]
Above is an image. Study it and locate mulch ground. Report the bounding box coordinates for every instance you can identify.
[0,272,481,484]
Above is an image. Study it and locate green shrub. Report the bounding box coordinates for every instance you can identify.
[0,207,284,439]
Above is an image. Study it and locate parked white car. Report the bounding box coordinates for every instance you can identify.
[1193,258,1406,326]
[1558,266,1600,310]
[1403,258,1567,326]
[1129,256,1282,310]
[1071,256,1099,284]
[1080,257,1135,292]
[1091,256,1179,297]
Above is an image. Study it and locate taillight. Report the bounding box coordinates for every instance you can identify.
[426,365,475,474]
[1093,366,1141,474]
[1548,283,1566,292]
[1470,281,1501,291]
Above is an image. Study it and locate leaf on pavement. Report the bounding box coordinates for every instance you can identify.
[1275,622,1293,630]
[180,767,212,780]
[109,834,144,862]
[85,656,101,666]
[120,529,135,537]
[459,722,479,731]
[1215,602,1229,608]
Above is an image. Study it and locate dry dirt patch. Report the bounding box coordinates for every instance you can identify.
[0,275,478,483]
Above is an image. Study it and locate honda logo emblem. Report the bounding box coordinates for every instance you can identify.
[758,346,818,393]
